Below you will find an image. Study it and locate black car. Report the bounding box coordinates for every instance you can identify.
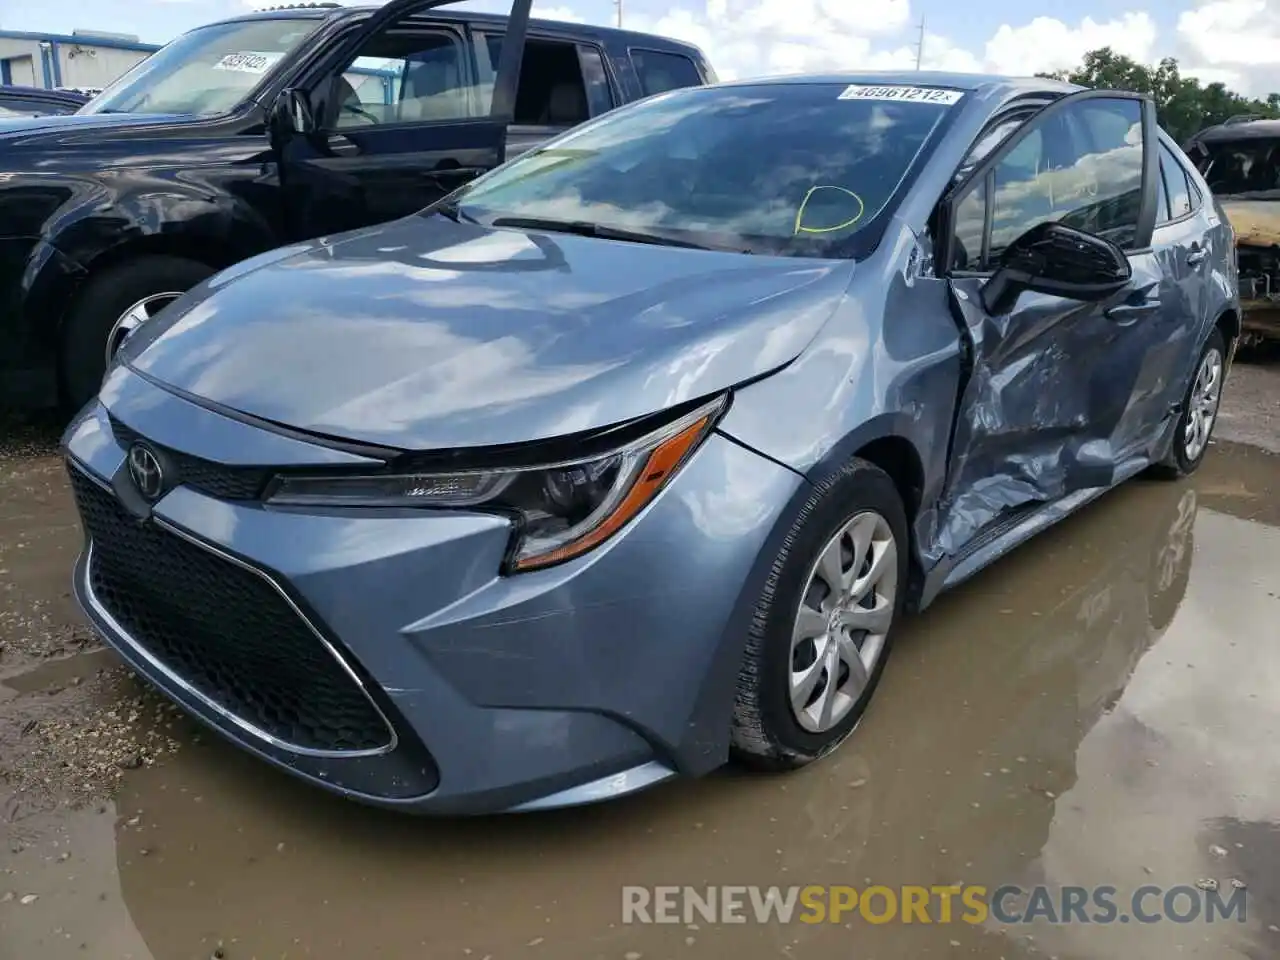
[0,84,89,117]
[0,0,715,412]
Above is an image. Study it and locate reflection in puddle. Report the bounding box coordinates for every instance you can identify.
[1,443,1276,959]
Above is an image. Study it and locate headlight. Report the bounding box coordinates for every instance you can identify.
[267,395,728,572]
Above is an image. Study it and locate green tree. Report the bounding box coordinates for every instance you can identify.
[1037,47,1280,145]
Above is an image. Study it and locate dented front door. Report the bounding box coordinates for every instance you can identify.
[934,90,1163,560]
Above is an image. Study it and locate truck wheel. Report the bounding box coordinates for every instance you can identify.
[731,458,909,771]
[60,256,214,414]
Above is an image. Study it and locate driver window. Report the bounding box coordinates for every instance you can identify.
[333,25,478,128]
[950,97,1145,272]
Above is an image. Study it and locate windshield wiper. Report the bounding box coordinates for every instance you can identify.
[489,216,717,251]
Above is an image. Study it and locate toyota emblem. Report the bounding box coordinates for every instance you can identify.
[127,443,165,501]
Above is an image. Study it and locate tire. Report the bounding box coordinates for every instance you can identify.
[60,256,214,414]
[1149,326,1227,480]
[731,457,910,771]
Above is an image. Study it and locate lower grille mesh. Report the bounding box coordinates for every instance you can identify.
[70,467,392,754]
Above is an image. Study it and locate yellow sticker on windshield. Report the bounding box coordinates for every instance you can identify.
[838,84,963,105]
[794,186,865,236]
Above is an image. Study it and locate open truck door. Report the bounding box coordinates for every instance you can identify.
[269,0,531,239]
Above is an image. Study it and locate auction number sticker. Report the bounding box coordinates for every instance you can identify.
[213,51,285,74]
[838,84,963,105]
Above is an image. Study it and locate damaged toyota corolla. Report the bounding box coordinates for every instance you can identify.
[63,72,1239,815]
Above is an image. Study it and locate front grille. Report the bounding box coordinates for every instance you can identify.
[109,417,271,501]
[70,467,393,754]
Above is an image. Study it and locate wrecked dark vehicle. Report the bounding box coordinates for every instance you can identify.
[63,73,1239,815]
[1185,116,1280,350]
[0,0,715,412]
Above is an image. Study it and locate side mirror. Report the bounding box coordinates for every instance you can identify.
[980,221,1131,316]
[268,87,316,145]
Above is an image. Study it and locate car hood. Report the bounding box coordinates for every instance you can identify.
[123,216,855,451]
[0,112,190,143]
[1219,198,1280,248]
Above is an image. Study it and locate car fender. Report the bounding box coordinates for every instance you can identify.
[716,221,968,581]
[14,175,281,354]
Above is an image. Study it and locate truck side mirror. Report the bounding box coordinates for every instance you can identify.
[269,88,316,144]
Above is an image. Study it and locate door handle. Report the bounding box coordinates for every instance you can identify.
[1187,245,1208,267]
[1105,298,1162,323]
[324,133,360,157]
[423,167,485,182]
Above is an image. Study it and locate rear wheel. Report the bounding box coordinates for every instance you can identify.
[60,256,214,413]
[731,458,909,770]
[1150,327,1226,480]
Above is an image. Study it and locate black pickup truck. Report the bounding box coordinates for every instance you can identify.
[0,0,715,411]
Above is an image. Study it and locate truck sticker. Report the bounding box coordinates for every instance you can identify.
[837,84,963,105]
[212,51,285,75]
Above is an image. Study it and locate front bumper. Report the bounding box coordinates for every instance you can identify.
[63,371,803,814]
[1240,298,1280,341]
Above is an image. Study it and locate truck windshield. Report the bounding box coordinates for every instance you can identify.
[448,82,961,258]
[80,18,321,117]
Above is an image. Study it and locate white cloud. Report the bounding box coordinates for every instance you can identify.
[1178,0,1278,66]
[982,13,1158,76]
[526,2,1162,85]
[1176,0,1280,95]
[531,4,586,21]
[259,0,1280,98]
[620,0,916,80]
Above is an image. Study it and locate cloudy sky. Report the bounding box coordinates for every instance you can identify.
[3,0,1280,96]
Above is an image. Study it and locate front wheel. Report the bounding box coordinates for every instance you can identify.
[731,458,909,770]
[60,256,214,414]
[1150,327,1227,480]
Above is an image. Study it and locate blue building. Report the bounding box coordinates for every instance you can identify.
[0,25,398,102]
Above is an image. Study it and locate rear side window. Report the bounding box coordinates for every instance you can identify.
[1160,143,1194,220]
[630,48,703,96]
[478,34,592,127]
[577,45,615,117]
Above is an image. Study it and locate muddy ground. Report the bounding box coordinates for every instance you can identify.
[1,358,1278,960]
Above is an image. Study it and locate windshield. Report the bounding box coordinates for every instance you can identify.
[1192,138,1280,197]
[80,18,321,117]
[449,82,961,257]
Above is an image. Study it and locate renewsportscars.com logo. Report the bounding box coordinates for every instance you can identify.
[621,883,1248,926]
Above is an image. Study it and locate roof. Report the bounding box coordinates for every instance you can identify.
[713,70,1082,95]
[1192,118,1280,143]
[222,4,708,57]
